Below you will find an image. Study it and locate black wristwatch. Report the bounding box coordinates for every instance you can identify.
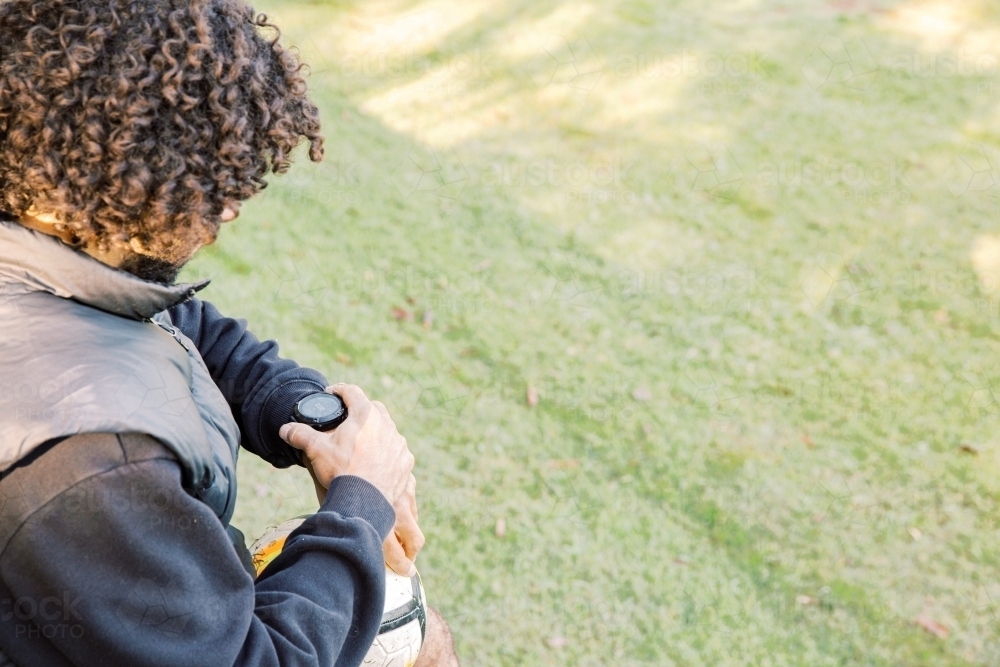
[293,392,348,431]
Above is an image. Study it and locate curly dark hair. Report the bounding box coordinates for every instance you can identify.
[0,0,323,262]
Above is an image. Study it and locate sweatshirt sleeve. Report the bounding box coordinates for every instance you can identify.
[167,298,328,468]
[0,446,394,667]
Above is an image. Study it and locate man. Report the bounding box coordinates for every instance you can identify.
[0,0,459,665]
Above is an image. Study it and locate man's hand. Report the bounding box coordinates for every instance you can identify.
[282,384,424,575]
[280,384,413,515]
[302,460,425,576]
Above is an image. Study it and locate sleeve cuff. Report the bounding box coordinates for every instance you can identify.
[320,475,396,540]
[258,375,328,467]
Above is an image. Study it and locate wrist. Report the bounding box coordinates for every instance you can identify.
[320,474,396,540]
[262,377,328,467]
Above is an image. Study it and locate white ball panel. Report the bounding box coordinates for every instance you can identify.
[377,620,423,654]
[362,622,422,667]
[383,570,415,613]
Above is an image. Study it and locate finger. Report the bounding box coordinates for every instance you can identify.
[329,384,370,413]
[311,477,326,505]
[407,474,418,520]
[279,422,326,452]
[398,524,425,562]
[371,400,397,430]
[404,448,415,476]
[306,465,327,505]
[383,536,416,577]
[394,506,425,560]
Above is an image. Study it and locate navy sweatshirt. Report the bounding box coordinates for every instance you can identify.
[167,297,329,469]
[0,298,393,667]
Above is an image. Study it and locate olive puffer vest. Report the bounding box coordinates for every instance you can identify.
[0,216,239,524]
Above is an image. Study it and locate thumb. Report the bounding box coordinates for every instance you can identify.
[279,422,325,453]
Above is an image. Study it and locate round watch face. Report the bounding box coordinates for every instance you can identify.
[294,392,347,430]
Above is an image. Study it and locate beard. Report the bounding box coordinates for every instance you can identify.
[118,253,186,286]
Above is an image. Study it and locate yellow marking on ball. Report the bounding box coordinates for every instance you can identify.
[251,536,288,576]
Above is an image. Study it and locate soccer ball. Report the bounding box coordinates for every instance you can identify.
[249,517,427,667]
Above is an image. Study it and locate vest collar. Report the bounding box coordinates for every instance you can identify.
[0,216,209,319]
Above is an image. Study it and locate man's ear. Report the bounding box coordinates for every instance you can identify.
[20,206,79,246]
[24,204,55,222]
[128,236,149,255]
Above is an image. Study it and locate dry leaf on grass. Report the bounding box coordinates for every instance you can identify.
[916,613,948,639]
[391,307,413,321]
[632,387,652,401]
[526,385,539,407]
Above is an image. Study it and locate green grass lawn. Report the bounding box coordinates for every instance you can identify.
[184,0,1000,664]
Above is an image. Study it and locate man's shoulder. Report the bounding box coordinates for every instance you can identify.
[0,433,178,553]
